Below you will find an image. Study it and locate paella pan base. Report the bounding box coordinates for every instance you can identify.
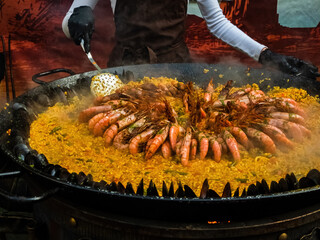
[1,63,320,222]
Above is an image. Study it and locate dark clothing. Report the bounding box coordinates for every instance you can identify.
[108,0,191,67]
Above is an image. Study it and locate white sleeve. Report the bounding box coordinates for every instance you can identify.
[62,0,100,38]
[196,0,266,61]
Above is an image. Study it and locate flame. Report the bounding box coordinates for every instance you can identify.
[207,220,231,224]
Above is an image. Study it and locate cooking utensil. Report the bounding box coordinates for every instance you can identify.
[80,39,123,96]
[80,39,102,72]
[2,63,320,222]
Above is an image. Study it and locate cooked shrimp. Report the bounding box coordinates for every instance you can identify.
[145,124,170,160]
[200,107,207,118]
[266,118,303,142]
[180,127,192,166]
[271,99,306,117]
[228,126,251,150]
[219,80,233,99]
[126,117,147,133]
[78,105,113,122]
[116,112,139,130]
[204,93,211,103]
[175,140,182,157]
[93,112,115,136]
[204,79,214,102]
[129,128,156,155]
[169,123,179,151]
[212,99,234,108]
[198,132,209,160]
[161,140,172,159]
[103,99,129,108]
[190,139,198,160]
[145,138,154,153]
[103,124,118,146]
[245,127,276,154]
[113,117,146,150]
[281,98,298,106]
[217,136,228,154]
[209,137,221,162]
[93,92,123,105]
[93,108,129,136]
[88,113,106,132]
[258,124,294,149]
[179,126,186,136]
[269,97,298,107]
[269,112,305,125]
[228,87,251,99]
[248,89,265,100]
[223,130,241,162]
[238,95,251,105]
[207,111,220,126]
[297,124,311,138]
[113,128,130,150]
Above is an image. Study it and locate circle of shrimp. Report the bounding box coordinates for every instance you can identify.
[78,79,311,166]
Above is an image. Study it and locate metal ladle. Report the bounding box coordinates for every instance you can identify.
[80,39,123,96]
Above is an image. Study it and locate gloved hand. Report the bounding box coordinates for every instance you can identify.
[68,6,94,53]
[259,49,320,79]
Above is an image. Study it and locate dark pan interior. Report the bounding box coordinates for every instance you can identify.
[1,63,320,222]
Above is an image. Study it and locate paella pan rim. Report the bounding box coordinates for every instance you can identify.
[3,140,320,204]
[1,63,320,208]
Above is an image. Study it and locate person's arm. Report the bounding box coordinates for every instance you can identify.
[196,0,320,79]
[196,0,266,61]
[62,0,99,53]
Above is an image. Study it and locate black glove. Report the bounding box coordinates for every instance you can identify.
[68,6,95,53]
[259,49,320,79]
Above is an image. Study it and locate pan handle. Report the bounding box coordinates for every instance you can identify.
[0,170,59,204]
[32,68,75,85]
[0,187,59,203]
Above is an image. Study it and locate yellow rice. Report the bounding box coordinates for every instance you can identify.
[29,78,320,196]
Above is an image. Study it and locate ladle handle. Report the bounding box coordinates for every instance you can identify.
[32,68,75,85]
[80,39,102,72]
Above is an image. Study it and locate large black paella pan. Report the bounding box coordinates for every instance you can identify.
[1,63,320,222]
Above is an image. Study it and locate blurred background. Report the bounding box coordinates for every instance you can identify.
[0,0,319,107]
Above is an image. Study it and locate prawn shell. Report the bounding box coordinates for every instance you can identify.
[161,140,172,159]
[169,124,179,151]
[209,137,222,163]
[88,113,106,132]
[269,112,305,125]
[180,127,192,166]
[266,118,303,142]
[229,127,251,150]
[190,139,198,160]
[103,124,118,146]
[258,124,294,149]
[129,128,156,155]
[78,105,112,122]
[198,132,209,160]
[223,130,241,162]
[245,127,276,154]
[145,125,170,160]
[175,141,182,157]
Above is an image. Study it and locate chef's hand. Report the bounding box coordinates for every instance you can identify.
[68,6,94,53]
[259,49,320,79]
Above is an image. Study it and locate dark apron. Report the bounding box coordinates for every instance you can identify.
[108,0,191,67]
